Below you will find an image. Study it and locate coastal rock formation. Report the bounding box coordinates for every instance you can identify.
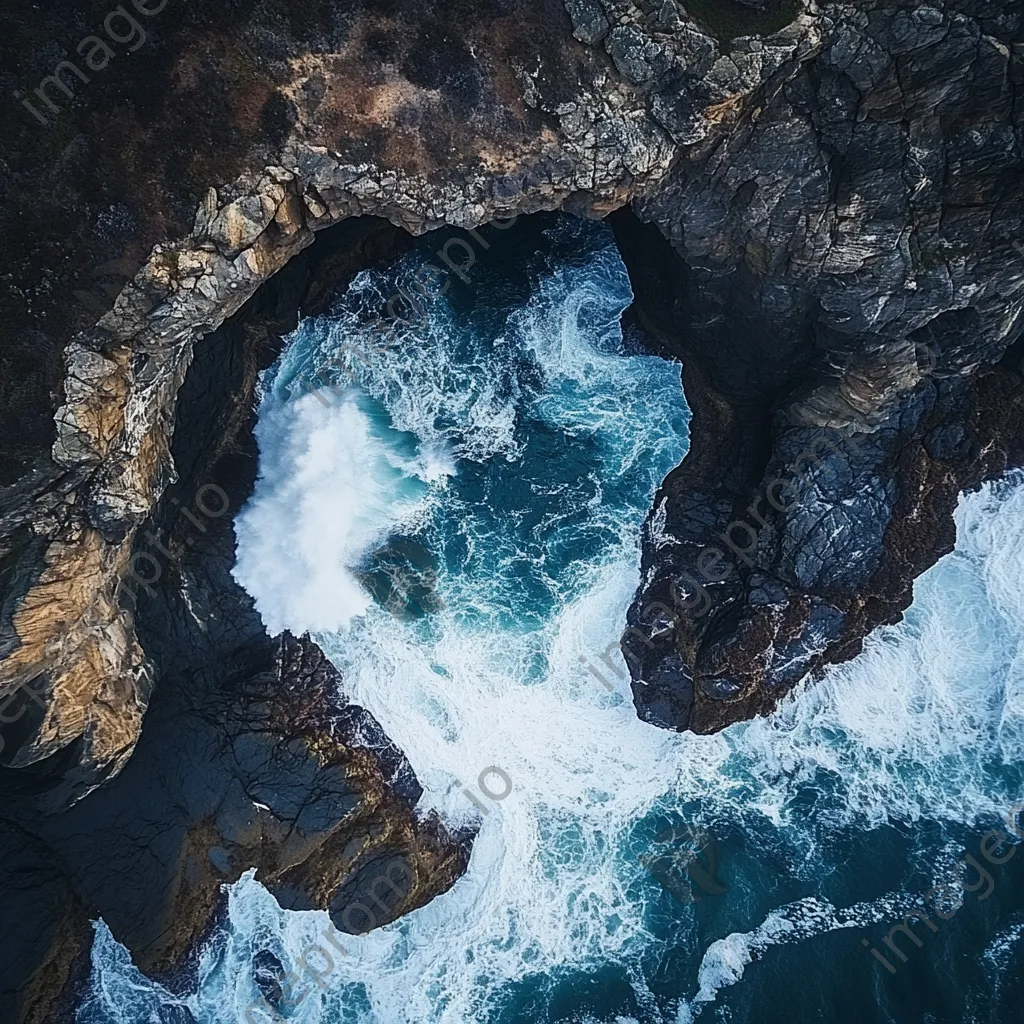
[1,0,815,826]
[0,0,1022,1018]
[613,0,1024,731]
[1,219,470,1023]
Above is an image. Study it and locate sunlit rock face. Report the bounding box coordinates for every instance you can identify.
[0,220,470,1024]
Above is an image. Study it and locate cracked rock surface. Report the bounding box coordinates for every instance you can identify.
[612,0,1024,731]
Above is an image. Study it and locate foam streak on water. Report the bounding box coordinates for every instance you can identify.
[81,218,1024,1024]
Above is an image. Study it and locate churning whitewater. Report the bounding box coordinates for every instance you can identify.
[80,217,1024,1024]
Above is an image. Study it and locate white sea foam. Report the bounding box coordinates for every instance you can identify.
[687,892,913,1012]
[231,390,434,635]
[729,471,1024,832]
[293,479,1023,1024]
[684,835,1004,1016]
[85,223,1024,1024]
[984,917,1024,971]
[286,277,526,467]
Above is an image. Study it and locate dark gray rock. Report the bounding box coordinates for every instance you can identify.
[565,0,610,45]
[610,0,1024,733]
[606,25,662,83]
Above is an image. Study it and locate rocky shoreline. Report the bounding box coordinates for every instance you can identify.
[609,0,1024,730]
[1,218,472,1022]
[1,1,1022,1019]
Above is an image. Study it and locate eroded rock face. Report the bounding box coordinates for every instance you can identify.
[0,219,469,1023]
[1,0,819,823]
[612,0,1024,731]
[1,0,1023,1018]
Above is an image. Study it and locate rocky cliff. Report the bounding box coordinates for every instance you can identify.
[1,0,1022,1019]
[613,0,1024,731]
[1,217,472,1024]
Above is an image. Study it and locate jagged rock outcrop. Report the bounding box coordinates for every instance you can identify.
[1,218,469,1023]
[612,0,1024,730]
[1,0,1023,1018]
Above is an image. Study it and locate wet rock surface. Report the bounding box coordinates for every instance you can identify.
[0,0,1023,1018]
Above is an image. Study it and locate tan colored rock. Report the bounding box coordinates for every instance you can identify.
[274,191,305,236]
[209,194,276,255]
[0,528,150,803]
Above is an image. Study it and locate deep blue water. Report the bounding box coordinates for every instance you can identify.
[81,214,1024,1024]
